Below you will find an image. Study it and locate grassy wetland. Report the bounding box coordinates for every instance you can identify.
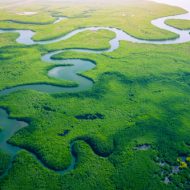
[0,0,190,189]
[166,19,190,30]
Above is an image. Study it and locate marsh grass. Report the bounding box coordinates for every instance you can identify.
[0,1,190,189]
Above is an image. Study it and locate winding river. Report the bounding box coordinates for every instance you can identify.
[0,0,190,178]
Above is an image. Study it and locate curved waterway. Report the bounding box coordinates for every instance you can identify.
[4,16,67,25]
[0,0,190,178]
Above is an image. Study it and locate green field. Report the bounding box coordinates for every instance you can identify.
[0,0,190,189]
[166,19,190,30]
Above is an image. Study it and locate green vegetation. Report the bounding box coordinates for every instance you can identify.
[0,46,75,90]
[0,10,55,25]
[166,19,190,30]
[0,0,190,189]
[0,33,19,48]
[0,29,114,90]
[44,30,115,51]
[0,150,61,190]
[1,39,190,189]
[0,150,11,176]
[0,0,186,41]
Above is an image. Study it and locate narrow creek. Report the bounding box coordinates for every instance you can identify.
[0,0,190,179]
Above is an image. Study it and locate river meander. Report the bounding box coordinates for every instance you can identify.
[0,0,189,178]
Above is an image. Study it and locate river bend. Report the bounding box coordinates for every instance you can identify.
[0,0,190,178]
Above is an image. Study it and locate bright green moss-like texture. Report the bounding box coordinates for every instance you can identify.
[0,0,190,189]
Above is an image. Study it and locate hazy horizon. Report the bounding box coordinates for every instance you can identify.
[0,0,188,11]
